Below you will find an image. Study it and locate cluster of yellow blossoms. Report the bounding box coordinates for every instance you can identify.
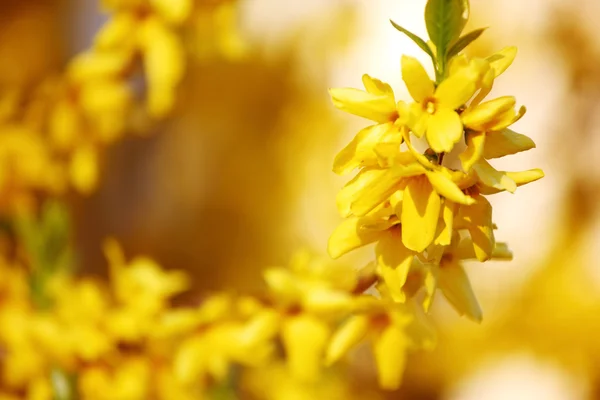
[0,0,244,213]
[328,0,543,350]
[0,0,544,398]
[0,238,434,398]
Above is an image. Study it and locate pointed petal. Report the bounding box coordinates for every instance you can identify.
[438,261,482,322]
[426,170,475,205]
[458,194,495,261]
[407,103,429,138]
[470,65,495,107]
[426,109,463,153]
[461,96,516,131]
[328,217,383,259]
[329,88,397,123]
[363,74,395,97]
[483,129,536,159]
[490,105,526,132]
[281,315,330,382]
[401,56,434,103]
[435,200,456,246]
[336,168,386,217]
[373,325,409,390]
[352,164,425,217]
[435,68,478,110]
[478,168,544,195]
[150,0,192,24]
[401,177,441,252]
[473,159,517,193]
[139,18,185,118]
[422,268,437,312]
[459,130,486,172]
[325,315,370,365]
[487,46,517,78]
[376,229,414,301]
[333,123,398,175]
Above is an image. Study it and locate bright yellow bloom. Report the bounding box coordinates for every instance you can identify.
[326,300,435,390]
[423,235,513,321]
[329,75,404,175]
[335,137,475,252]
[401,55,480,153]
[263,252,359,382]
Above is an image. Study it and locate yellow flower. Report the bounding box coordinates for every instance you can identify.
[263,253,361,382]
[401,55,480,152]
[325,300,435,390]
[335,138,475,252]
[423,235,513,321]
[329,74,404,175]
[328,207,414,302]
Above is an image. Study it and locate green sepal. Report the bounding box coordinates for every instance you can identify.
[447,27,487,59]
[390,19,436,64]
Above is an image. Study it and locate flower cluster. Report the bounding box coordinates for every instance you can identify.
[326,0,543,377]
[0,240,433,398]
[0,0,244,213]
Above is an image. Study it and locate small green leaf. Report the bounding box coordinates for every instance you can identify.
[447,27,487,59]
[390,19,435,63]
[425,0,470,59]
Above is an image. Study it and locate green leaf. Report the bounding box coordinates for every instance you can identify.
[390,19,435,63]
[425,0,470,59]
[447,27,487,59]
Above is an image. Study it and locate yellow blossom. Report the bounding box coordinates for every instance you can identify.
[401,55,480,152]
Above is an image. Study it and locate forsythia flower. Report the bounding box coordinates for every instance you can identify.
[327,3,545,389]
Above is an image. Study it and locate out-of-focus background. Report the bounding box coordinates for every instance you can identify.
[2,0,600,398]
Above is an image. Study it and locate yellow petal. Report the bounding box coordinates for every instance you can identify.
[473,159,517,193]
[401,55,434,103]
[70,146,99,194]
[478,168,544,195]
[425,170,475,205]
[487,46,517,77]
[333,123,398,175]
[150,0,192,24]
[328,217,383,259]
[490,105,526,132]
[95,13,137,50]
[434,200,456,246]
[461,96,516,131]
[329,88,397,123]
[303,288,353,314]
[401,177,441,252]
[459,130,486,172]
[483,129,536,159]
[50,102,80,151]
[375,228,414,301]
[281,315,330,382]
[325,315,370,365]
[373,325,409,390]
[438,261,482,322]
[426,109,463,153]
[263,268,301,302]
[407,103,429,138]
[336,168,387,217]
[458,194,495,261]
[351,164,425,217]
[139,18,185,118]
[470,66,495,107]
[68,51,132,81]
[362,74,395,97]
[456,240,513,261]
[435,67,478,110]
